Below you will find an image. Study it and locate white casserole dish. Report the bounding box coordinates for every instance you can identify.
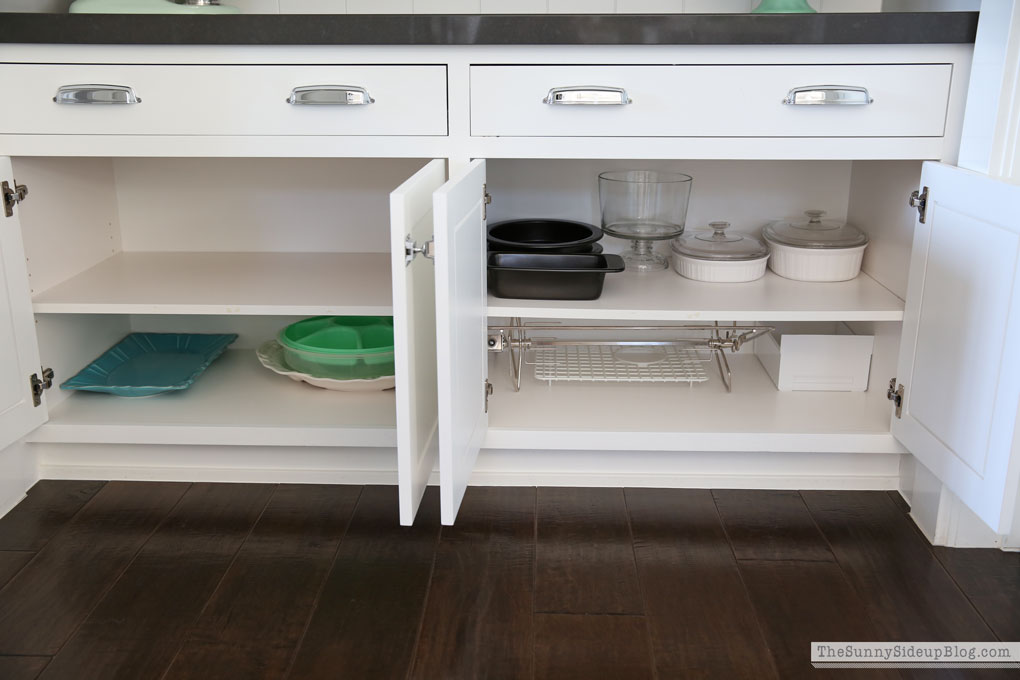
[765,241,866,282]
[671,253,769,282]
[762,210,869,282]
[670,221,770,283]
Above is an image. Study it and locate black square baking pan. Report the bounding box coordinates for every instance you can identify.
[487,252,626,300]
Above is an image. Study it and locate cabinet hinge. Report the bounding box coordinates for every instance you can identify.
[404,234,435,266]
[30,368,54,407]
[487,330,507,352]
[2,179,28,218]
[887,378,905,419]
[483,184,492,220]
[484,379,494,413]
[909,186,928,224]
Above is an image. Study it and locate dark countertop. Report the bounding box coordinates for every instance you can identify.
[0,12,977,46]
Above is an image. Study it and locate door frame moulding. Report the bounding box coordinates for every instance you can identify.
[958,0,1020,180]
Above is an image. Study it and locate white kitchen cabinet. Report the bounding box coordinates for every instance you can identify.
[0,157,46,453]
[0,154,451,524]
[891,162,1020,534]
[449,155,1020,532]
[433,159,490,524]
[3,39,1015,535]
[391,159,446,524]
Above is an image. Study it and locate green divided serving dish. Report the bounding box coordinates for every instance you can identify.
[278,316,395,380]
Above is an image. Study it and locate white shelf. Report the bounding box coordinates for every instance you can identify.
[32,252,393,316]
[483,353,901,454]
[28,350,396,448]
[487,270,904,322]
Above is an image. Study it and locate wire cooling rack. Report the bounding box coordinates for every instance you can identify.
[489,321,774,393]
[531,345,710,384]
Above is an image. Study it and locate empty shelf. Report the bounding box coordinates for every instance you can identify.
[32,251,393,315]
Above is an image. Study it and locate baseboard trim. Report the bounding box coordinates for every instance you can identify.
[470,470,898,489]
[39,465,897,491]
[0,492,28,519]
[38,465,401,486]
[35,444,901,490]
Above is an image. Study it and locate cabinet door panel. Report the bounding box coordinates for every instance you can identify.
[391,159,446,526]
[434,159,488,525]
[0,157,47,451]
[893,162,1020,533]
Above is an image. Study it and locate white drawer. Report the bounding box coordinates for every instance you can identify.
[0,64,447,136]
[471,64,952,138]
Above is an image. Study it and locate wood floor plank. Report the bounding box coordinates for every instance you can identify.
[0,656,50,680]
[739,560,900,680]
[626,488,778,680]
[802,491,995,643]
[534,614,654,680]
[38,483,275,680]
[933,547,1020,641]
[535,487,642,614]
[0,551,34,589]
[887,490,911,514]
[286,485,441,680]
[0,481,189,655]
[3,484,1017,680]
[409,486,535,680]
[713,489,834,562]
[0,480,106,551]
[160,484,360,680]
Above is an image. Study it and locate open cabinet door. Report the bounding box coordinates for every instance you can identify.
[893,162,1020,534]
[0,156,47,451]
[391,159,447,525]
[434,159,488,525]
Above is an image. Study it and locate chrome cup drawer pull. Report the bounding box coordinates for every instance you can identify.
[53,84,140,105]
[543,86,632,106]
[287,85,375,106]
[783,85,873,106]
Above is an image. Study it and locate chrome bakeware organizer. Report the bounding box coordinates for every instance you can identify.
[487,319,773,393]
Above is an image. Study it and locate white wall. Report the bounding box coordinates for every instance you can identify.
[110,157,427,253]
[486,159,853,244]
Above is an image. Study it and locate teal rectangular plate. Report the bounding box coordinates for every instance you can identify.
[61,332,238,397]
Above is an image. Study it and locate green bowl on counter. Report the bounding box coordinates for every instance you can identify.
[278,316,395,380]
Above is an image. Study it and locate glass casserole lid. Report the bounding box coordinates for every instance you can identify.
[762,210,868,249]
[671,221,769,261]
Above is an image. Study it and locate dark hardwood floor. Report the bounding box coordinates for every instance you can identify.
[0,481,1016,680]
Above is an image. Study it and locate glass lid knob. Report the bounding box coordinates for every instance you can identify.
[697,220,741,243]
[799,210,840,231]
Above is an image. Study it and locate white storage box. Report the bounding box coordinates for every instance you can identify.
[754,323,874,392]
